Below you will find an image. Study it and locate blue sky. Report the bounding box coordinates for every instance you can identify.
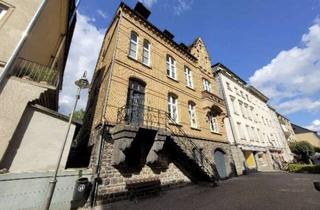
[60,0,320,132]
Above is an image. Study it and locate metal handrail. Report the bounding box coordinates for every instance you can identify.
[11,57,59,87]
[165,115,219,181]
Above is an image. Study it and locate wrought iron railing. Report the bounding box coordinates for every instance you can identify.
[165,116,219,181]
[116,104,219,182]
[116,105,168,128]
[11,58,59,87]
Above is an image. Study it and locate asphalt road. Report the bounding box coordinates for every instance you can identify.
[103,172,320,210]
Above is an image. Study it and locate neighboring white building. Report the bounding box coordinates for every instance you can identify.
[213,63,291,175]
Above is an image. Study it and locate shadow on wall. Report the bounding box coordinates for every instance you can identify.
[0,106,33,171]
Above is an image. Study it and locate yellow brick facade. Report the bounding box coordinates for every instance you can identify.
[89,5,227,144]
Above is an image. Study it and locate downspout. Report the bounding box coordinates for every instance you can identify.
[0,0,49,86]
[91,9,122,207]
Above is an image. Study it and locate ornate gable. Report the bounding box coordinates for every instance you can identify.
[189,37,212,72]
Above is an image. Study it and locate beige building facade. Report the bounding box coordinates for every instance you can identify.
[81,2,235,204]
[0,0,76,166]
[277,113,297,143]
[292,124,320,149]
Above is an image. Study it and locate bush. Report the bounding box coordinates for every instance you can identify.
[289,141,315,163]
[288,164,320,173]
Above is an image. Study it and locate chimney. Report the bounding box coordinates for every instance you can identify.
[163,29,174,40]
[134,2,151,19]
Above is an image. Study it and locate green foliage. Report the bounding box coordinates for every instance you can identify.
[289,141,315,163]
[288,164,320,174]
[70,109,85,122]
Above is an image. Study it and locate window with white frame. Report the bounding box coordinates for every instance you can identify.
[208,112,219,133]
[246,125,251,140]
[142,39,150,65]
[237,122,245,139]
[238,100,245,117]
[188,102,197,128]
[230,96,238,114]
[168,94,178,123]
[202,78,211,92]
[129,32,138,59]
[184,66,193,88]
[226,82,232,91]
[166,55,176,79]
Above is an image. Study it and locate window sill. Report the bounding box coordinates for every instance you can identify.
[186,86,195,91]
[167,76,179,83]
[191,127,201,131]
[169,122,182,127]
[211,131,222,135]
[127,55,152,69]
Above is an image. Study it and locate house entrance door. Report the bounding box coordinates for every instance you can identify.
[126,79,145,125]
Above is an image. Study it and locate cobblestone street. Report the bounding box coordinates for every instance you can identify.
[103,172,320,210]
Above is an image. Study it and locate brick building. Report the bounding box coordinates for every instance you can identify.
[80,2,235,204]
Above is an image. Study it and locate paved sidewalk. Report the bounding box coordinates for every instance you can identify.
[99,172,320,210]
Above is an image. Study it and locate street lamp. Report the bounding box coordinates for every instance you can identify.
[43,72,90,210]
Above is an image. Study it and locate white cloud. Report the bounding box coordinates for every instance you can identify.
[276,98,320,114]
[59,12,105,114]
[173,0,193,16]
[139,0,158,8]
[97,9,108,19]
[305,119,320,134]
[249,18,320,115]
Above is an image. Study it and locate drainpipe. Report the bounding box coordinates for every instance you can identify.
[90,9,122,207]
[0,0,49,86]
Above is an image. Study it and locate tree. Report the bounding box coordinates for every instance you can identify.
[70,109,85,122]
[289,141,315,163]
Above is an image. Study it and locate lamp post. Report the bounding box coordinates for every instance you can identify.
[43,72,89,210]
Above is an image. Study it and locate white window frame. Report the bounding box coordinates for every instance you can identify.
[129,32,138,59]
[166,55,176,79]
[188,102,197,128]
[142,39,150,66]
[237,122,245,140]
[230,96,238,115]
[184,66,193,88]
[168,94,178,123]
[226,82,232,91]
[209,114,219,133]
[202,78,212,92]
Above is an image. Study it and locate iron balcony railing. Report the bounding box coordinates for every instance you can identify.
[116,104,168,128]
[116,104,219,182]
[12,58,59,87]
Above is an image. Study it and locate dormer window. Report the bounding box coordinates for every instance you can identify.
[129,32,138,59]
[166,55,176,79]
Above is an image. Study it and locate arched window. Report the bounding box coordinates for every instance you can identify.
[168,94,178,123]
[166,55,176,79]
[142,39,150,66]
[188,101,197,128]
[129,31,138,59]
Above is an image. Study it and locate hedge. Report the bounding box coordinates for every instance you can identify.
[288,164,320,173]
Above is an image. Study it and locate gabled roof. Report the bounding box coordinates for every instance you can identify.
[292,123,318,135]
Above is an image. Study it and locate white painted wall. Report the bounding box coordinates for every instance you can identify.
[217,71,287,153]
[2,105,76,172]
